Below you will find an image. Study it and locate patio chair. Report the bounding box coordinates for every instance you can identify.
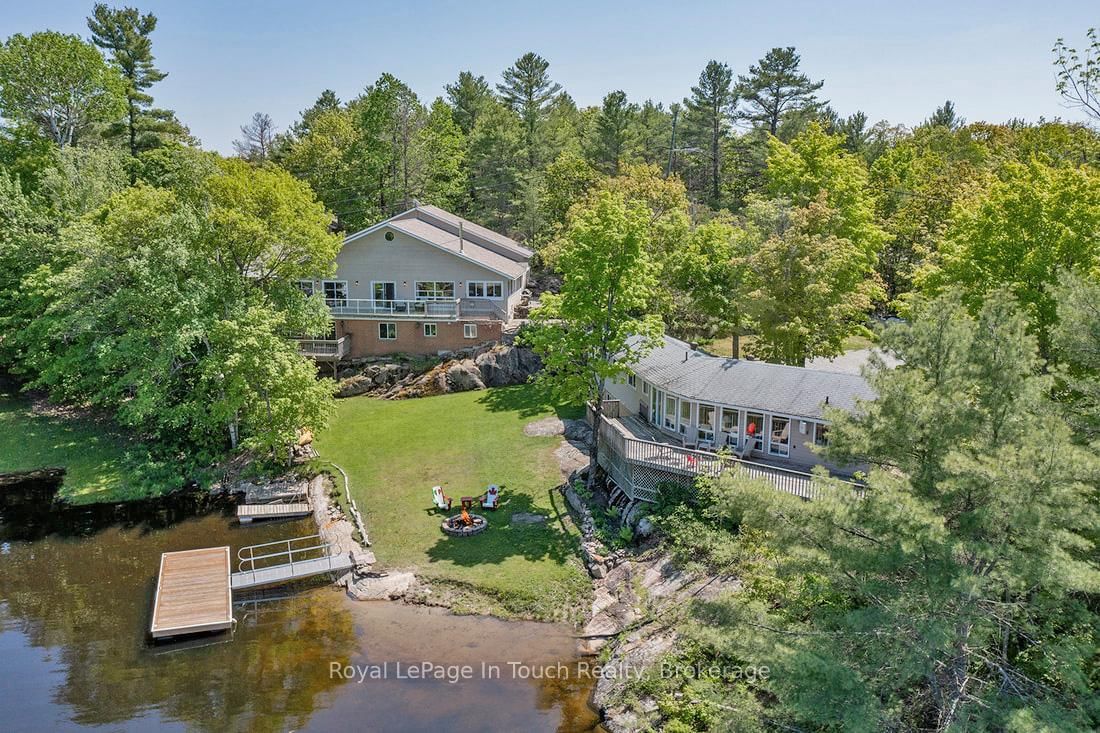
[480,484,500,510]
[432,485,452,511]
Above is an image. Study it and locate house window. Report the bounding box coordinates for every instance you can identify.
[378,323,396,340]
[642,381,650,396]
[697,404,716,443]
[296,280,315,297]
[679,400,691,435]
[323,280,347,306]
[663,395,677,431]
[720,408,739,445]
[416,281,454,300]
[463,324,477,339]
[423,323,437,338]
[769,416,791,457]
[814,423,829,447]
[651,389,663,424]
[372,281,395,303]
[467,281,503,298]
[746,412,764,449]
[627,373,636,388]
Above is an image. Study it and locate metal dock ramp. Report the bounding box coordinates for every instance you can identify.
[230,535,355,591]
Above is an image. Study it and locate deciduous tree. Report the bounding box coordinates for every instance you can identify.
[526,191,662,489]
[0,31,126,147]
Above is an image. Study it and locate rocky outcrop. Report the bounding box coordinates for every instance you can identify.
[383,345,542,399]
[475,345,542,387]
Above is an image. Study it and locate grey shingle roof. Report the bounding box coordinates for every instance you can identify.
[628,335,875,420]
[411,204,533,258]
[387,217,529,279]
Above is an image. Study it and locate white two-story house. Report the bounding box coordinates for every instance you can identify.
[298,205,532,359]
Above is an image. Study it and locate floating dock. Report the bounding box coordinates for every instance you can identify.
[150,547,233,639]
[150,535,356,638]
[236,502,312,523]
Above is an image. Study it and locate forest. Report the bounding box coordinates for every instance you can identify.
[1,4,1099,731]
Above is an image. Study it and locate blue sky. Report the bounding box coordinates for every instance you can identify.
[3,1,1095,152]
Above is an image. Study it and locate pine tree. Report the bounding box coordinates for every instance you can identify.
[86,3,185,159]
[923,99,964,129]
[496,52,562,171]
[445,71,493,135]
[683,60,736,207]
[588,90,637,174]
[737,47,824,138]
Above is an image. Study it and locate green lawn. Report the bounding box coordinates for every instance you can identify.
[0,390,133,502]
[313,385,591,621]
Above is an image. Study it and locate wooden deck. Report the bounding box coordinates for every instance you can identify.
[236,502,312,523]
[150,547,233,639]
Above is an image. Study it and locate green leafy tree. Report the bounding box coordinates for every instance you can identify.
[445,70,494,135]
[766,121,885,252]
[628,99,673,166]
[201,158,342,286]
[587,90,638,174]
[737,46,825,138]
[409,98,467,210]
[526,191,662,489]
[671,217,753,357]
[86,3,186,159]
[0,31,126,147]
[919,159,1100,355]
[683,59,737,207]
[536,150,601,248]
[744,198,879,365]
[496,52,562,170]
[358,73,427,214]
[694,291,1100,731]
[1052,270,1100,440]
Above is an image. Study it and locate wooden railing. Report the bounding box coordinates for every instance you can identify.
[596,414,862,502]
[296,336,350,359]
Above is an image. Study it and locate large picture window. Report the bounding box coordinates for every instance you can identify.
[769,416,790,457]
[415,281,454,300]
[663,395,677,431]
[678,400,691,435]
[323,280,347,306]
[467,281,503,298]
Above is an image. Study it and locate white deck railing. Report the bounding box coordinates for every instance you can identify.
[296,335,350,358]
[326,298,460,318]
[594,413,863,502]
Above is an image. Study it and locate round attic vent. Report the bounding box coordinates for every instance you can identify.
[385,231,395,241]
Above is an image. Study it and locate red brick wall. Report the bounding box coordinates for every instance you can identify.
[336,318,502,357]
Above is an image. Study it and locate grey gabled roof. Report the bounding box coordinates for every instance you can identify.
[627,335,875,421]
[343,205,531,280]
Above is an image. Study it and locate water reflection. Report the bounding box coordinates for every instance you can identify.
[0,483,601,732]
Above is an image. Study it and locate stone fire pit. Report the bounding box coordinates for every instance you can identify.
[441,512,489,537]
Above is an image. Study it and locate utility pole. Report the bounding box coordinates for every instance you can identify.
[666,103,680,177]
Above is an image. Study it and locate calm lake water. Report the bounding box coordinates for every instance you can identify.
[0,483,602,732]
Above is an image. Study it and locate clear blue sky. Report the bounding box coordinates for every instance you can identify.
[3,1,1095,152]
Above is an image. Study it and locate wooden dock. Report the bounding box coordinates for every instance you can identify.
[236,502,312,523]
[150,547,233,639]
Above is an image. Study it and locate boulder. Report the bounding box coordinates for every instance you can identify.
[445,360,485,392]
[474,345,542,387]
[336,375,375,398]
[563,419,594,446]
